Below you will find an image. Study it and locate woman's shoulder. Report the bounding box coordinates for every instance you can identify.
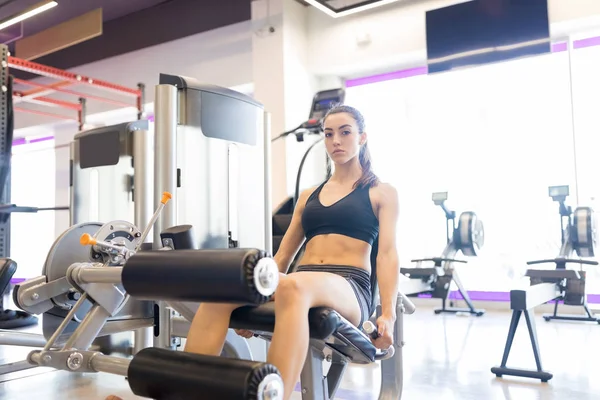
[369,181,398,205]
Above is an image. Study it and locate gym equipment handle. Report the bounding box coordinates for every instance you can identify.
[526,258,599,266]
[411,257,467,264]
[362,321,396,360]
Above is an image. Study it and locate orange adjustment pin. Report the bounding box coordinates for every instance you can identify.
[161,192,172,205]
[80,233,97,246]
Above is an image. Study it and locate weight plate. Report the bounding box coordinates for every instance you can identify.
[456,211,484,257]
[572,206,596,258]
[41,222,103,340]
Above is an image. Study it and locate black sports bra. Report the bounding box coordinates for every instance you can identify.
[301,180,379,246]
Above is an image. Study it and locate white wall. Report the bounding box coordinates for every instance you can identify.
[13,20,254,132]
[306,0,600,78]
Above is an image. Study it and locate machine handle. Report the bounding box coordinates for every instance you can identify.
[362,321,396,360]
[527,258,599,266]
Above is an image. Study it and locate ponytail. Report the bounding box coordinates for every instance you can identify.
[356,141,378,189]
[323,104,379,189]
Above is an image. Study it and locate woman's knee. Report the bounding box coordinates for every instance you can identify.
[274,277,307,306]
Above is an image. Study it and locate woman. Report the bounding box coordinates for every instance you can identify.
[183,104,401,400]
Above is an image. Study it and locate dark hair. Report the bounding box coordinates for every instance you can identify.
[323,104,379,189]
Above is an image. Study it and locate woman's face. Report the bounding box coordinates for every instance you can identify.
[322,112,364,164]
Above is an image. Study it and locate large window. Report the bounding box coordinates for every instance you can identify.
[10,139,57,279]
[345,41,600,295]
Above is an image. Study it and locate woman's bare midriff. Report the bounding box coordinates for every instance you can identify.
[296,234,372,273]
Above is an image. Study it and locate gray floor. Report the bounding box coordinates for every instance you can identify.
[0,305,599,399]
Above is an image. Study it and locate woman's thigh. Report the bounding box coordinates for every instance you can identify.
[276,271,362,326]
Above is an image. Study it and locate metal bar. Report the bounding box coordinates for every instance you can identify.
[153,84,178,350]
[63,304,111,350]
[13,92,82,110]
[14,106,78,121]
[8,56,141,97]
[72,266,123,284]
[510,283,561,311]
[90,353,130,376]
[17,79,73,98]
[133,125,154,355]
[0,331,47,347]
[13,78,135,109]
[263,111,272,256]
[153,84,178,247]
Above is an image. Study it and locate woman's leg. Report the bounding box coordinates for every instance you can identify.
[267,272,362,400]
[184,302,239,355]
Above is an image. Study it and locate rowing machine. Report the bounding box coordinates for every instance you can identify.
[400,192,485,316]
[491,185,599,382]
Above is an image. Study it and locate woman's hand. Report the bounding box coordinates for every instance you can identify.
[371,315,395,350]
[235,329,254,339]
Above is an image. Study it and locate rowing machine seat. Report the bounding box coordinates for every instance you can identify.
[230,303,377,364]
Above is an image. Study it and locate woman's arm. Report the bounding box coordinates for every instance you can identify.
[273,187,316,274]
[375,184,400,321]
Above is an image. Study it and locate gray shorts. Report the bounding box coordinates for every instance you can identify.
[293,264,372,325]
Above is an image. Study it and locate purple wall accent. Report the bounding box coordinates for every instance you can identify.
[28,136,55,144]
[346,66,427,88]
[11,138,26,146]
[574,36,600,49]
[552,42,568,52]
[417,290,600,304]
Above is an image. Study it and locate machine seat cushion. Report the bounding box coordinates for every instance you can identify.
[230,303,377,364]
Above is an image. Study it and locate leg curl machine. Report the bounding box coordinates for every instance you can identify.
[491,185,599,382]
[11,75,415,399]
[400,192,485,316]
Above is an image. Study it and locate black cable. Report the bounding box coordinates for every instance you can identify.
[293,137,324,207]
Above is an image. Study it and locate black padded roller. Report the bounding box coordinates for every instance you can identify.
[128,348,283,400]
[122,248,279,305]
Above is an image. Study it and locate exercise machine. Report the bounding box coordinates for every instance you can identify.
[399,192,485,316]
[537,185,599,323]
[16,197,414,399]
[11,76,415,399]
[491,185,599,382]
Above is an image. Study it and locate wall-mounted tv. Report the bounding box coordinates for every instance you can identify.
[426,0,551,74]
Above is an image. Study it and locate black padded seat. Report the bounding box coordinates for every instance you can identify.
[230,303,377,364]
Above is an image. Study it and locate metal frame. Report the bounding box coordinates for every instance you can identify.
[23,262,413,399]
[9,55,144,128]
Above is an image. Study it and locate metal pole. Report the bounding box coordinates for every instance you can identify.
[72,267,123,284]
[90,353,130,376]
[133,128,153,242]
[153,84,178,349]
[132,126,154,354]
[263,111,273,256]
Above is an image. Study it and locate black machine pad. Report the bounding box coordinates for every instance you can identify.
[0,258,16,295]
[230,303,377,364]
